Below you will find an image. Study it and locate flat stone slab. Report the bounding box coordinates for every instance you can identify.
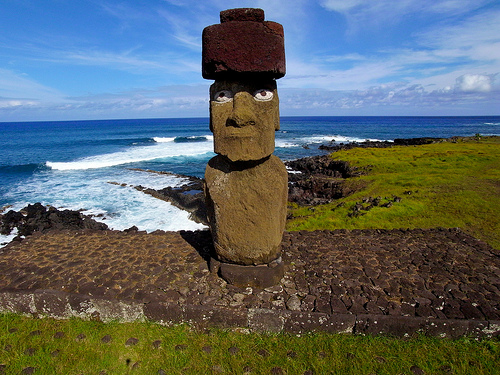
[0,228,498,337]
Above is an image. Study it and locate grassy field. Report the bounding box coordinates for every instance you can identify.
[1,313,499,375]
[287,136,500,250]
[1,137,499,374]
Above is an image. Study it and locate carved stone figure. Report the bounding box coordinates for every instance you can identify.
[202,8,288,288]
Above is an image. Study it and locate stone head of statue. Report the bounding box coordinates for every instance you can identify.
[202,8,285,162]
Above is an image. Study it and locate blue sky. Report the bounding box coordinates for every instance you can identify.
[1,0,499,121]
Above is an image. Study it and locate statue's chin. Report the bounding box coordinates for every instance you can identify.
[214,137,274,162]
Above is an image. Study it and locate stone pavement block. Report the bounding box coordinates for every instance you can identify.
[184,305,248,329]
[460,301,485,320]
[144,301,183,325]
[283,312,355,334]
[0,291,35,315]
[322,314,357,334]
[484,321,500,337]
[33,290,68,317]
[67,293,143,322]
[466,320,491,338]
[425,319,470,338]
[355,315,428,337]
[248,308,290,332]
[91,298,143,322]
[68,294,95,315]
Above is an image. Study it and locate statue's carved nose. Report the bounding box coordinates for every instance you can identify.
[226,92,256,128]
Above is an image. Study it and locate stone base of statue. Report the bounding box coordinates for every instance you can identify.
[209,257,284,289]
[204,154,288,268]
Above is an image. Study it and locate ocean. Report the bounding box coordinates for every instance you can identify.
[1,116,499,245]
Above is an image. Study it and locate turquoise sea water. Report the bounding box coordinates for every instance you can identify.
[0,116,499,243]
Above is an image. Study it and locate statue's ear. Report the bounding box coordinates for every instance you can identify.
[209,84,215,133]
[209,105,214,133]
[274,92,280,130]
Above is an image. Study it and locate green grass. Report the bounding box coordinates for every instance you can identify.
[1,313,499,374]
[287,136,500,250]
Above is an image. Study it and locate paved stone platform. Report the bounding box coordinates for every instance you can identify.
[0,228,499,338]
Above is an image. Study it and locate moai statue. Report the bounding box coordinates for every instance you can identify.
[202,8,288,288]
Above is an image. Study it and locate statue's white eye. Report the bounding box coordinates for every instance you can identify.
[254,89,274,101]
[213,90,233,103]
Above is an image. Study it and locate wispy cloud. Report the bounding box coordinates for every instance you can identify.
[320,0,493,22]
[156,9,203,51]
[416,9,500,60]
[0,68,64,101]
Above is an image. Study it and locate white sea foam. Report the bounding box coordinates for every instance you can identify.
[47,136,214,171]
[2,167,206,244]
[89,191,206,232]
[304,134,387,143]
[275,134,388,148]
[153,135,214,143]
[153,137,176,143]
[0,228,18,249]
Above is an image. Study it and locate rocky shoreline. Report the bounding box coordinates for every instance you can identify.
[123,137,456,216]
[0,136,474,243]
[0,203,108,244]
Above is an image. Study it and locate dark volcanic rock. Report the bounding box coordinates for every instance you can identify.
[394,137,443,146]
[137,176,208,226]
[286,155,368,206]
[286,155,361,178]
[318,137,444,152]
[0,210,23,235]
[319,140,394,152]
[0,203,108,238]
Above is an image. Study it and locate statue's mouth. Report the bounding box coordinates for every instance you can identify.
[223,127,256,138]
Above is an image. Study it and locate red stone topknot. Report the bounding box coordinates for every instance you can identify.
[202,8,286,79]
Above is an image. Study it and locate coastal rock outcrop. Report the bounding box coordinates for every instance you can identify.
[0,203,108,239]
[136,179,207,225]
[318,137,444,152]
[286,155,369,206]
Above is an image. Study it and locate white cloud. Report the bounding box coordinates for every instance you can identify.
[157,9,203,51]
[0,83,210,121]
[0,99,38,109]
[280,71,500,114]
[455,74,495,92]
[282,57,401,90]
